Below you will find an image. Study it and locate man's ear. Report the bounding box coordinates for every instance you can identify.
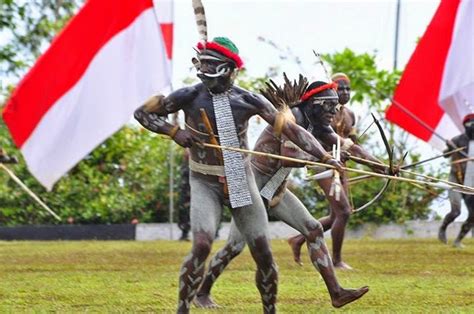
[230,68,239,80]
[192,57,200,70]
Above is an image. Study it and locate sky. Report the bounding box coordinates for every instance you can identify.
[171,0,439,85]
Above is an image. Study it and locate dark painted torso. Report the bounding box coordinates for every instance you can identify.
[176,84,257,165]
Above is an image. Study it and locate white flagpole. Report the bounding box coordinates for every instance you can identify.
[0,164,61,221]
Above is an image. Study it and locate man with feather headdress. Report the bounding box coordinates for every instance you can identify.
[195,76,378,309]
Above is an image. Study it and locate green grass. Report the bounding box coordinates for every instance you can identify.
[0,238,473,313]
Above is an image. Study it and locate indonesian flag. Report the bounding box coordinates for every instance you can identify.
[2,0,173,190]
[385,0,473,150]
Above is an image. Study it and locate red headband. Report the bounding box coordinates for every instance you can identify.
[463,113,474,124]
[197,42,244,68]
[301,82,338,101]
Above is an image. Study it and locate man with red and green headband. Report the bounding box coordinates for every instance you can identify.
[134,38,343,314]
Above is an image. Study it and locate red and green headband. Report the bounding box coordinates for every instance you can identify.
[197,41,244,69]
[463,113,474,124]
[301,82,338,102]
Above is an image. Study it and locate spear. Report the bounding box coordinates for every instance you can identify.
[0,164,61,221]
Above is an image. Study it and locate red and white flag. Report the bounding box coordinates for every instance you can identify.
[385,0,473,150]
[2,0,173,190]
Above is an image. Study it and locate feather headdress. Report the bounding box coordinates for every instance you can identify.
[192,0,207,43]
[261,73,309,111]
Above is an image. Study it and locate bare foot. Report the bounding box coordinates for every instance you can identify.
[287,234,305,265]
[331,286,369,308]
[453,241,465,249]
[438,228,447,244]
[193,293,220,308]
[333,261,353,270]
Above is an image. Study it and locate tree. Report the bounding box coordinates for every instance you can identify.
[0,0,82,77]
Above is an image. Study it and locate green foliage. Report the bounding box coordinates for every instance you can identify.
[0,117,182,225]
[0,0,83,98]
[322,48,402,111]
[0,0,82,76]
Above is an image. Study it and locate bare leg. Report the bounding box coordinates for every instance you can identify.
[287,185,337,265]
[439,189,462,244]
[250,236,278,314]
[317,177,353,269]
[305,221,368,306]
[232,171,278,314]
[195,221,246,308]
[288,234,306,265]
[177,232,212,313]
[273,190,368,307]
[454,197,474,247]
[177,173,223,313]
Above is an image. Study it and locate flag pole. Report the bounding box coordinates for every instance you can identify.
[0,164,61,221]
[393,0,401,70]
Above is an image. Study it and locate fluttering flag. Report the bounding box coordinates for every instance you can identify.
[2,0,173,190]
[385,0,473,150]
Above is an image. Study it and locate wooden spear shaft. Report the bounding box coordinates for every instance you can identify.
[451,157,474,165]
[199,108,229,196]
[202,143,474,192]
[348,146,467,184]
[348,155,473,192]
[0,164,61,221]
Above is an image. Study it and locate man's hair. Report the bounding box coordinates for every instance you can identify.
[331,72,350,83]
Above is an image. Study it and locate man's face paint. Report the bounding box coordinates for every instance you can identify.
[196,58,236,94]
[335,80,351,105]
[464,119,474,139]
[304,91,339,127]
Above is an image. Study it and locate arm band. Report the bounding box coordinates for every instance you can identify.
[143,95,166,113]
[169,125,180,139]
[321,154,333,163]
[273,112,286,138]
[341,138,355,151]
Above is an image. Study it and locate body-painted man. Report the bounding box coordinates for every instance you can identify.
[134,39,342,314]
[195,79,374,309]
[438,114,474,248]
[288,73,382,269]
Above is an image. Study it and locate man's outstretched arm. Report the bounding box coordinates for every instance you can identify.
[245,93,342,171]
[134,87,199,147]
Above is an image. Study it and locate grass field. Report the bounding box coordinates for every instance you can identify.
[0,238,473,313]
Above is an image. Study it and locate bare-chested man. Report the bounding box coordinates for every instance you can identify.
[438,114,474,248]
[134,38,342,314]
[194,79,374,309]
[287,73,382,269]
